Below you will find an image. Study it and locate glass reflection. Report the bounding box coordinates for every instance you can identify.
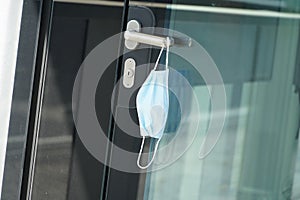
[141,2,300,200]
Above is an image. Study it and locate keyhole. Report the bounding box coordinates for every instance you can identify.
[126,69,134,78]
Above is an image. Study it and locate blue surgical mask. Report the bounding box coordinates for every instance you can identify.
[136,39,170,169]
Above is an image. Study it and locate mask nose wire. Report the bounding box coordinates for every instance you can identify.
[137,136,162,169]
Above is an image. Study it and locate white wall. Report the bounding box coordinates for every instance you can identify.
[0,0,24,198]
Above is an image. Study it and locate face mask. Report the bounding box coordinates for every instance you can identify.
[136,38,170,169]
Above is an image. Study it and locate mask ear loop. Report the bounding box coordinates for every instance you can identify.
[153,37,170,71]
[137,136,162,169]
[166,37,170,69]
[153,46,164,71]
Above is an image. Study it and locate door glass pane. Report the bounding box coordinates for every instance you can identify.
[30,2,123,199]
[128,1,300,200]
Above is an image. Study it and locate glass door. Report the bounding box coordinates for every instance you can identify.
[16,0,300,200]
[105,1,300,200]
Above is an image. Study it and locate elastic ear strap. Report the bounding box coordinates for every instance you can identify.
[137,137,162,169]
[166,37,170,69]
[153,46,164,70]
[153,38,170,71]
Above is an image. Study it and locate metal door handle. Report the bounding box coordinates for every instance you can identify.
[124,20,192,50]
[124,30,174,48]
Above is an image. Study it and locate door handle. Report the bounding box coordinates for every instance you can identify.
[124,20,192,50]
[124,30,174,49]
